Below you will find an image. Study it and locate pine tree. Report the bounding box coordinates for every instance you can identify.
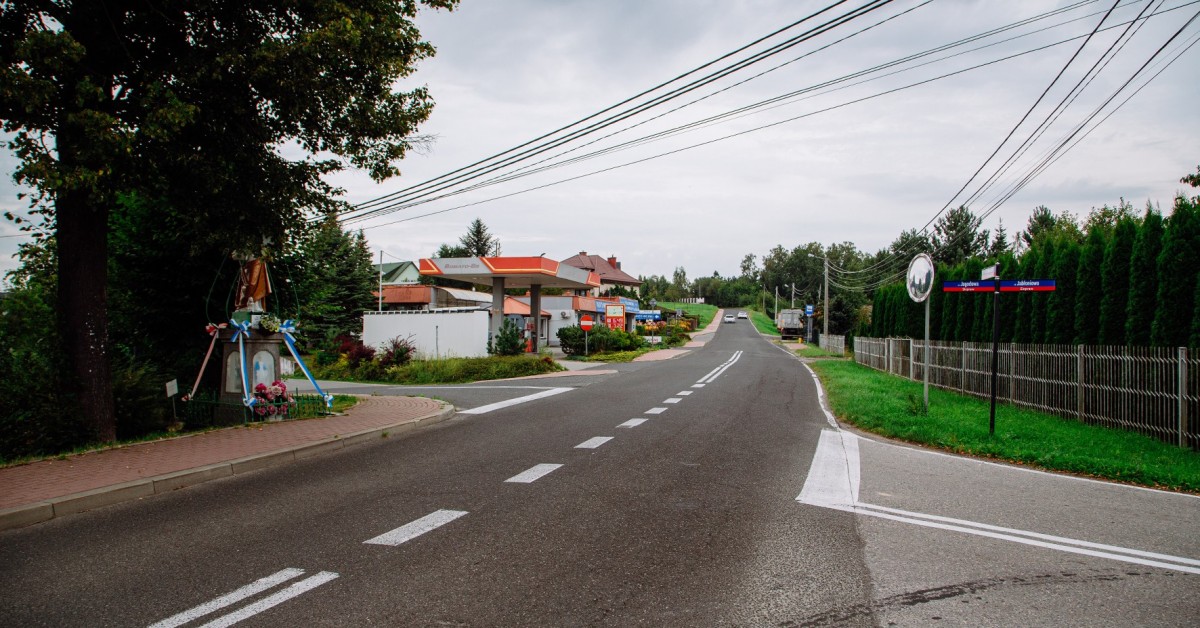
[1125,207,1164,346]
[1013,248,1039,343]
[1073,226,1106,344]
[1151,197,1200,346]
[940,266,962,341]
[957,258,982,342]
[1098,216,1136,345]
[458,218,502,257]
[1032,239,1056,343]
[1046,238,1080,344]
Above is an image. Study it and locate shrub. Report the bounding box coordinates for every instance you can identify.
[345,342,376,368]
[493,318,525,356]
[378,335,416,368]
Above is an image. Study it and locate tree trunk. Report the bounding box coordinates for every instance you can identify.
[57,139,116,443]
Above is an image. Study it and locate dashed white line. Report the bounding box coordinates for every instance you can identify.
[692,384,706,388]
[677,391,693,396]
[364,509,468,546]
[618,419,648,428]
[575,436,613,449]
[149,569,306,628]
[645,407,667,415]
[664,398,681,404]
[197,571,340,628]
[505,463,563,483]
[459,387,572,414]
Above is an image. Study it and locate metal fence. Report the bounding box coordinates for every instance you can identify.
[179,391,332,428]
[853,337,1199,449]
[819,333,846,356]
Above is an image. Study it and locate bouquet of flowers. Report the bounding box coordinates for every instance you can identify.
[259,313,282,333]
[253,379,294,418]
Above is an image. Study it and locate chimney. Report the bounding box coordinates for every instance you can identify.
[608,256,620,269]
[579,251,587,257]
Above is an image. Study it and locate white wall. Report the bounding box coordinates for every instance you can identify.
[363,309,489,359]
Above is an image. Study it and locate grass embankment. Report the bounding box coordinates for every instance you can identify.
[794,344,841,358]
[317,355,562,385]
[658,301,718,329]
[809,359,1200,492]
[570,348,654,363]
[749,310,780,336]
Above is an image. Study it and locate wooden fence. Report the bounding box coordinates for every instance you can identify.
[853,337,1199,449]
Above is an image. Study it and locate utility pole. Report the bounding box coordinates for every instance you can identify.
[790,283,796,308]
[774,286,778,314]
[823,257,829,340]
[378,250,383,312]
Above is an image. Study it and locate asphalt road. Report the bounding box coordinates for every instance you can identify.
[1,319,1196,626]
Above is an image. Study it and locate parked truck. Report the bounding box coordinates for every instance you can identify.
[776,309,805,340]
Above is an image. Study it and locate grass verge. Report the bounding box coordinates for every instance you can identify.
[377,355,561,384]
[658,301,718,329]
[794,344,841,358]
[750,310,780,335]
[569,347,654,363]
[809,360,1200,493]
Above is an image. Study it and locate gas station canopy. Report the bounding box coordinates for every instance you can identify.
[418,256,601,290]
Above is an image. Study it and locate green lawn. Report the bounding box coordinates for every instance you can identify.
[749,309,780,335]
[658,301,718,329]
[794,344,841,358]
[809,359,1200,492]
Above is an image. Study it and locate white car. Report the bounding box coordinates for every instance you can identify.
[723,314,735,323]
[737,311,748,319]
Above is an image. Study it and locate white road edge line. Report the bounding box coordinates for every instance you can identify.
[459,387,572,414]
[364,509,469,546]
[149,568,306,628]
[575,436,613,449]
[618,419,648,428]
[197,572,340,628]
[505,463,563,483]
[796,428,1200,575]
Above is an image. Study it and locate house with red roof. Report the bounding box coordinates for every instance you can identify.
[559,251,642,297]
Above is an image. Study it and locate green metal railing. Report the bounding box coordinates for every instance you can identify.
[179,391,332,428]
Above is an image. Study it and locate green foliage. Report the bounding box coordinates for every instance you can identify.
[493,318,525,356]
[1151,196,1200,347]
[1099,216,1137,345]
[1074,226,1106,345]
[378,336,416,368]
[1126,207,1164,346]
[556,323,644,356]
[1032,237,1056,343]
[458,218,502,257]
[1046,237,1080,344]
[932,205,988,265]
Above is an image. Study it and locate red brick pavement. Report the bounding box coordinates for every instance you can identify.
[0,395,444,512]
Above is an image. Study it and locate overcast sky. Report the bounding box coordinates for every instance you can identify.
[2,0,1198,284]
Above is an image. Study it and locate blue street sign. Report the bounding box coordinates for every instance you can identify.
[942,280,991,292]
[805,305,814,316]
[1000,279,1056,292]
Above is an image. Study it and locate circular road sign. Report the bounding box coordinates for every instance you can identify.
[907,253,935,303]
[580,315,594,331]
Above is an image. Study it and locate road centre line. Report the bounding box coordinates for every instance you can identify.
[797,428,1200,575]
[618,419,648,428]
[459,387,572,414]
[664,398,681,404]
[677,391,693,396]
[575,437,613,449]
[691,384,706,388]
[505,463,563,483]
[364,509,468,547]
[149,568,306,628]
[645,407,667,415]
[698,351,743,384]
[197,571,340,628]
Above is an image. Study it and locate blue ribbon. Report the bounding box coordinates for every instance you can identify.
[228,319,256,408]
[279,319,333,408]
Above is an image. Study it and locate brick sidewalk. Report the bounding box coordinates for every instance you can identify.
[0,395,448,529]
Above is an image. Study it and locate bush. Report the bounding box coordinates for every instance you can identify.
[345,342,376,368]
[378,335,416,368]
[557,323,643,355]
[493,318,525,356]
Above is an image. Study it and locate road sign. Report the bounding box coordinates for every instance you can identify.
[907,254,935,302]
[981,264,998,280]
[604,304,625,330]
[942,280,991,292]
[1000,279,1056,292]
[580,315,594,331]
[805,304,814,316]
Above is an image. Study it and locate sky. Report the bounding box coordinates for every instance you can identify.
[2,0,1198,284]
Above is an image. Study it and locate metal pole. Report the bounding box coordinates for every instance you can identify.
[989,277,1000,435]
[1180,347,1188,448]
[378,250,383,312]
[924,296,930,412]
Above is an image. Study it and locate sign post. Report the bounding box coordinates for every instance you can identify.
[942,275,1056,435]
[580,315,594,355]
[906,254,935,412]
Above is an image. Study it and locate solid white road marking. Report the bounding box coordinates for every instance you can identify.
[618,419,648,428]
[506,464,563,483]
[664,398,681,404]
[801,364,839,428]
[364,509,469,546]
[698,351,743,384]
[197,572,339,628]
[149,569,306,628]
[677,391,693,396]
[796,428,1200,575]
[645,407,667,415]
[459,387,572,414]
[575,436,613,449]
